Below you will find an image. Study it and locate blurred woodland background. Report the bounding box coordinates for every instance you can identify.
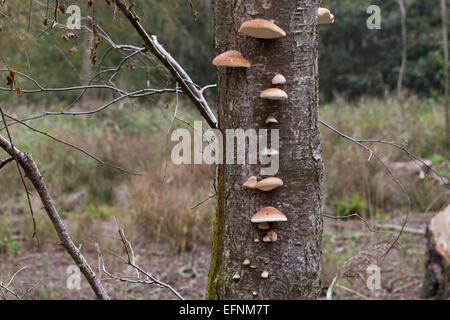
[0,0,449,299]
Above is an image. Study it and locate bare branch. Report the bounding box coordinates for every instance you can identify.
[190,193,217,210]
[0,134,110,300]
[93,220,185,300]
[356,138,449,188]
[0,106,39,245]
[4,113,141,176]
[319,119,412,258]
[0,266,28,300]
[113,0,218,128]
[0,156,13,169]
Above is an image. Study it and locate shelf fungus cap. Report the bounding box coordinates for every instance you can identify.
[255,177,283,191]
[263,230,278,242]
[272,74,287,85]
[260,88,288,100]
[257,222,271,230]
[429,205,450,264]
[252,206,287,223]
[243,176,258,189]
[317,7,335,24]
[261,271,269,279]
[212,50,251,67]
[239,19,286,39]
[265,116,278,124]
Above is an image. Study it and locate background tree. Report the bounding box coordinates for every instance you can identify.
[397,0,407,97]
[206,0,323,299]
[442,0,449,144]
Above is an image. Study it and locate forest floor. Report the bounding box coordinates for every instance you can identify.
[0,211,435,300]
[0,98,448,299]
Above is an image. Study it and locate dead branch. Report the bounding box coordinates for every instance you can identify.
[93,220,184,300]
[4,113,141,176]
[0,266,28,300]
[357,138,449,188]
[0,106,39,245]
[0,134,110,300]
[113,0,218,128]
[374,223,425,235]
[319,120,412,258]
[0,156,13,169]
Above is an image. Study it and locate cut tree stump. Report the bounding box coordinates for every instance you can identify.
[421,206,450,299]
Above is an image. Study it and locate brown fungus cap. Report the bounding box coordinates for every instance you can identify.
[260,88,288,100]
[239,19,286,39]
[263,230,278,242]
[272,74,287,85]
[255,177,283,191]
[243,176,258,189]
[251,207,287,223]
[317,7,335,25]
[212,50,251,67]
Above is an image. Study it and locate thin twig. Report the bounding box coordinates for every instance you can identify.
[94,224,185,300]
[0,106,39,245]
[319,120,412,258]
[4,113,141,176]
[113,0,218,128]
[0,135,110,299]
[0,156,13,169]
[190,193,217,210]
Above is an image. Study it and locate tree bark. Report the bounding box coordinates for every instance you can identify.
[207,0,323,299]
[420,227,449,299]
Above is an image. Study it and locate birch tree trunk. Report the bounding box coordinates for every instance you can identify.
[207,0,323,300]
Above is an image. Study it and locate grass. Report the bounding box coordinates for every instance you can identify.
[0,95,448,255]
[320,95,449,216]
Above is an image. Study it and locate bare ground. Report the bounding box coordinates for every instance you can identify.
[0,211,439,300]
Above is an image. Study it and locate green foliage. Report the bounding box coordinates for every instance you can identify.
[333,194,367,217]
[1,0,446,105]
[319,0,445,101]
[0,0,215,105]
[74,204,116,219]
[0,237,21,256]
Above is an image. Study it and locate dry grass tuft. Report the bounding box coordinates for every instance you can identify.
[130,162,215,250]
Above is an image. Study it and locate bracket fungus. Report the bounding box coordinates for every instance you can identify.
[239,19,286,39]
[251,207,287,226]
[243,176,258,189]
[265,116,279,124]
[272,74,286,85]
[261,271,269,279]
[242,259,251,266]
[317,7,335,25]
[257,222,271,230]
[260,88,288,100]
[232,273,241,281]
[255,177,283,191]
[212,50,251,67]
[263,230,278,242]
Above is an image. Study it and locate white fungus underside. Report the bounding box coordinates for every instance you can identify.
[252,217,288,223]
